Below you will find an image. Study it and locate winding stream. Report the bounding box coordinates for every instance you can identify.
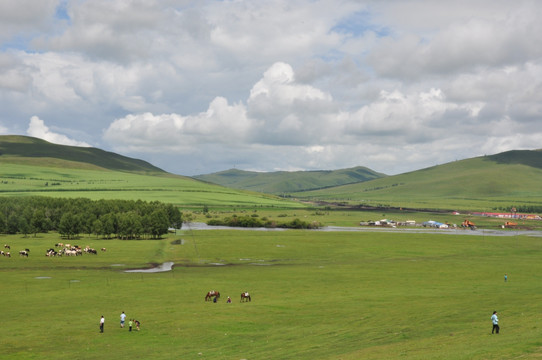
[125,261,174,273]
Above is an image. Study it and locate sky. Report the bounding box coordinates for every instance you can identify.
[1,0,541,176]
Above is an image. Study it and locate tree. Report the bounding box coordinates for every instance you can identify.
[100,213,116,239]
[31,209,47,236]
[166,204,183,229]
[92,219,103,238]
[58,213,80,239]
[148,209,169,239]
[18,217,30,237]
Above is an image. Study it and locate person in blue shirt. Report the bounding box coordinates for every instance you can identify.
[491,311,499,334]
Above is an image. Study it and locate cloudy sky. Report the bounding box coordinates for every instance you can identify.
[1,0,541,176]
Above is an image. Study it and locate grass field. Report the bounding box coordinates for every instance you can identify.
[2,229,542,359]
[187,207,542,231]
[294,157,542,212]
[0,162,302,209]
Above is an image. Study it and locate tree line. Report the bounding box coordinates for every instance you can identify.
[0,196,182,239]
[207,214,321,229]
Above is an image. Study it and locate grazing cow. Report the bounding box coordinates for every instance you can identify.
[101,248,106,252]
[46,249,57,257]
[4,244,10,249]
[55,243,63,248]
[64,249,77,256]
[19,250,29,257]
[5,252,10,257]
[1,251,4,256]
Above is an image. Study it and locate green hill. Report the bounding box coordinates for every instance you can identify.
[194,166,386,194]
[3,135,540,213]
[292,150,542,212]
[0,135,165,173]
[0,135,302,209]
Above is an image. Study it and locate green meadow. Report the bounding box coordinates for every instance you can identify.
[295,157,542,212]
[2,229,542,359]
[0,162,300,209]
[190,207,542,231]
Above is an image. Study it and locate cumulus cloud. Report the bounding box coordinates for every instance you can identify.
[26,116,91,147]
[104,62,337,151]
[104,61,509,174]
[1,1,541,175]
[0,0,59,43]
[367,1,542,78]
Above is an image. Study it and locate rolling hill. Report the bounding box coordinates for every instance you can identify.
[0,135,302,209]
[194,166,386,194]
[292,150,542,212]
[0,135,164,173]
[2,135,541,213]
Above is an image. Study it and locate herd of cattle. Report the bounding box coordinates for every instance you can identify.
[1,243,106,258]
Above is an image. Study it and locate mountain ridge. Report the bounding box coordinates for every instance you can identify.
[0,135,165,174]
[194,166,386,194]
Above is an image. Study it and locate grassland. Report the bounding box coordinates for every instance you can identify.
[189,207,542,231]
[0,162,302,209]
[2,229,542,359]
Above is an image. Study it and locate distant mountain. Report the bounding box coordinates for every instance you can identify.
[0,135,165,174]
[194,166,386,194]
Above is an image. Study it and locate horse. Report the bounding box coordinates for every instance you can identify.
[241,292,251,302]
[205,290,220,301]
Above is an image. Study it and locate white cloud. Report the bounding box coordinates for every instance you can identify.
[367,1,542,78]
[103,61,505,174]
[0,0,59,43]
[26,116,91,147]
[1,1,541,175]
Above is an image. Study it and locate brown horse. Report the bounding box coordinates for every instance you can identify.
[240,292,251,302]
[205,290,220,301]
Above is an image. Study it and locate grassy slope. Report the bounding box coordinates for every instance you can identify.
[194,166,386,194]
[0,162,302,209]
[1,135,540,213]
[1,230,542,359]
[0,135,165,173]
[294,153,542,212]
[0,135,303,209]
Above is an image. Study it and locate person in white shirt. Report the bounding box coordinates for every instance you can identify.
[120,311,126,328]
[100,315,105,333]
[491,311,499,334]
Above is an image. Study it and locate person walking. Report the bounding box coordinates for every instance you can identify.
[120,311,126,328]
[491,311,499,334]
[128,319,133,332]
[504,274,507,282]
[100,315,105,333]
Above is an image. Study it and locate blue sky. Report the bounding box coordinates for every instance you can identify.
[1,0,541,176]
